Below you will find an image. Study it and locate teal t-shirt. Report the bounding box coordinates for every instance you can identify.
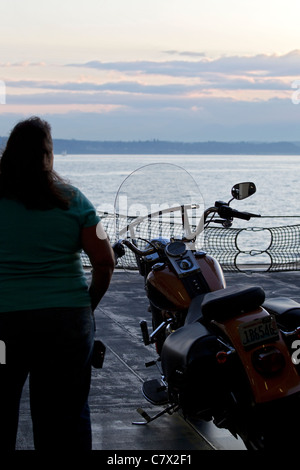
[0,185,100,312]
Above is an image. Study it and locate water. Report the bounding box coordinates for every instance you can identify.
[53,154,300,269]
[53,153,300,227]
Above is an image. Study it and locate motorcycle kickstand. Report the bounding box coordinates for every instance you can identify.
[132,404,179,425]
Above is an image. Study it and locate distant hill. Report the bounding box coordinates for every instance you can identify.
[1,137,300,155]
[52,139,300,155]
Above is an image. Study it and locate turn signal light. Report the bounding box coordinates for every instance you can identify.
[252,346,285,376]
[216,351,230,365]
[295,327,300,339]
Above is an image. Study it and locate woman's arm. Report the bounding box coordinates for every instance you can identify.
[81,223,115,311]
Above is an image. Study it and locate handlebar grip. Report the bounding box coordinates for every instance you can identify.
[218,206,260,220]
[244,211,261,218]
[230,209,251,220]
[112,241,126,258]
[232,210,261,220]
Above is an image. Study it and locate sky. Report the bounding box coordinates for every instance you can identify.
[1,0,300,142]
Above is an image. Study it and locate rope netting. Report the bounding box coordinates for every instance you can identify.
[80,212,300,272]
[265,224,300,272]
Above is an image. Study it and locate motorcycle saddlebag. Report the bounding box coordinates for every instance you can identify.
[263,297,300,329]
[161,322,222,414]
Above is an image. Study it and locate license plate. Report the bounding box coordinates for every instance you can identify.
[239,315,279,349]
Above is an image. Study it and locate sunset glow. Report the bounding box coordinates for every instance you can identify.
[1,0,300,141]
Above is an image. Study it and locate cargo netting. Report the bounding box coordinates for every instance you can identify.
[80,212,300,273]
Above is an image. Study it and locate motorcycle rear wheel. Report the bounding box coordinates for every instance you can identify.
[244,427,297,450]
[242,395,300,450]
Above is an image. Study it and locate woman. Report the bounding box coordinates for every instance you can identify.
[0,117,115,450]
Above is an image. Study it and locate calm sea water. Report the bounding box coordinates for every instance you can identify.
[53,154,300,229]
[52,154,300,267]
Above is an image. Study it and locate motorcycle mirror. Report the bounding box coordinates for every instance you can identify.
[231,182,256,200]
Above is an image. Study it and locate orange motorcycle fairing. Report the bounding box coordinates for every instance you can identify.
[147,254,226,311]
[212,308,300,404]
[194,253,226,291]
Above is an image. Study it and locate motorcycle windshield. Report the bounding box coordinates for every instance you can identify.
[114,163,204,251]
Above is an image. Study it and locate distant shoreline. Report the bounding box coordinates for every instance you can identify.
[1,137,300,155]
[53,139,300,155]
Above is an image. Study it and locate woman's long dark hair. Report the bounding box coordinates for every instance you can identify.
[0,117,71,210]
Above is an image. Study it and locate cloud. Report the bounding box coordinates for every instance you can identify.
[66,50,300,78]
[163,50,206,58]
[3,85,288,111]
[1,96,299,142]
[6,79,194,95]
[4,75,290,104]
[0,61,46,67]
[1,51,300,141]
[26,97,300,142]
[4,50,297,106]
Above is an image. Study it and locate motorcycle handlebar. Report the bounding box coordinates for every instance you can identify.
[217,205,261,221]
[114,204,261,258]
[121,239,156,257]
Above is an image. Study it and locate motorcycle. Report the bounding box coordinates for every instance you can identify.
[112,163,300,450]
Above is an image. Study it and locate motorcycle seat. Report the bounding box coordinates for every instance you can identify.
[187,285,265,323]
[185,294,206,324]
[263,297,300,329]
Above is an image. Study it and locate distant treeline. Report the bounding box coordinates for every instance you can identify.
[1,137,300,155]
[52,139,300,155]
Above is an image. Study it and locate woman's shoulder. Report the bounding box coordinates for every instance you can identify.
[56,182,96,211]
[55,182,80,199]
